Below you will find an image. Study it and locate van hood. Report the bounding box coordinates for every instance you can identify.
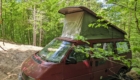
[21,56,55,79]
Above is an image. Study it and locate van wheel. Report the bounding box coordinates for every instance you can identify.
[117,68,133,80]
[117,68,127,78]
[118,67,129,75]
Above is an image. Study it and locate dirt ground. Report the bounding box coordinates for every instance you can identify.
[0,41,140,80]
[0,41,43,80]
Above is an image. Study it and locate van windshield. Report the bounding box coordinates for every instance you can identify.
[38,39,71,63]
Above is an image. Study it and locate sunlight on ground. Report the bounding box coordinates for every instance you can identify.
[0,42,43,52]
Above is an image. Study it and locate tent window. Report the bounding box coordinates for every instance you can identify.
[61,12,84,38]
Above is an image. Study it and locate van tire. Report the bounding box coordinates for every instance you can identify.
[118,66,131,75]
[117,67,133,80]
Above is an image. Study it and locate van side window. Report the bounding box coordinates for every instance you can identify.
[116,42,129,54]
[93,43,113,56]
[68,45,90,62]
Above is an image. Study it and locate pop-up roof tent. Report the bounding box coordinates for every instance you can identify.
[58,6,126,40]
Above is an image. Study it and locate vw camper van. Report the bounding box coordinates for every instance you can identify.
[19,6,132,80]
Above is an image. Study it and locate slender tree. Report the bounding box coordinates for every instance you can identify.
[33,4,36,46]
[0,0,1,24]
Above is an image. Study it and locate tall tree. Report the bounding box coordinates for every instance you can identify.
[0,0,1,24]
[33,4,36,46]
[0,0,4,45]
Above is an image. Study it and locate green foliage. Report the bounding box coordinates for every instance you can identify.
[103,0,140,73]
[88,19,109,28]
[74,35,90,44]
[74,41,132,68]
[0,0,101,46]
[74,36,132,68]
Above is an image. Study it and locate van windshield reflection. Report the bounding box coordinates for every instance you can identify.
[38,39,71,63]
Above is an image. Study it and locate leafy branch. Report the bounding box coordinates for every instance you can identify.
[88,19,109,28]
[74,44,132,68]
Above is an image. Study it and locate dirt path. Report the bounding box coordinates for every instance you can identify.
[0,42,42,80]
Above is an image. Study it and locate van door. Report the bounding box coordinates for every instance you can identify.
[63,49,92,80]
[92,43,113,80]
[92,58,109,80]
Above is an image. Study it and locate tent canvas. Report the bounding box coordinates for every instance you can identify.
[61,12,84,38]
[59,6,126,40]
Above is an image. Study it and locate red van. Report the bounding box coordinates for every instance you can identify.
[18,37,132,80]
[19,6,132,80]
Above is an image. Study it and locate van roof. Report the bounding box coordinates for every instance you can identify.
[58,6,126,35]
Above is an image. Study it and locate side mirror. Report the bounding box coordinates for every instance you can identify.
[66,57,77,64]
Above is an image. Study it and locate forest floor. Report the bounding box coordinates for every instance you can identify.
[0,41,140,80]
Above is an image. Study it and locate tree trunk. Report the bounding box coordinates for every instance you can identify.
[0,0,5,45]
[128,12,131,39]
[28,30,31,44]
[134,0,140,33]
[10,9,14,41]
[0,0,1,24]
[39,27,42,46]
[39,11,43,46]
[39,22,42,46]
[33,4,36,46]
